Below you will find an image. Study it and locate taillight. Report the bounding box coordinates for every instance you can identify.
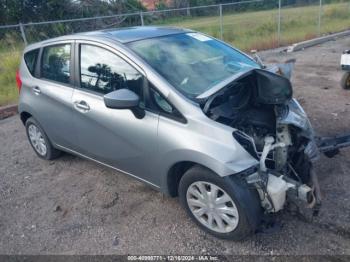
[16,70,22,93]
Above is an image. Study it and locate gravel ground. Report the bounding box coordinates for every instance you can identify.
[1,36,350,256]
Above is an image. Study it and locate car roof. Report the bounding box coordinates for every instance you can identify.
[24,26,193,52]
[96,26,193,43]
[44,26,190,43]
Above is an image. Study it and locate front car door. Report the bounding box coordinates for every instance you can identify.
[71,41,160,187]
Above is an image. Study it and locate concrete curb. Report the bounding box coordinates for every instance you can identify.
[287,30,350,52]
[0,104,18,120]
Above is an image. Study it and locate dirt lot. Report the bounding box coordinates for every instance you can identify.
[1,36,350,256]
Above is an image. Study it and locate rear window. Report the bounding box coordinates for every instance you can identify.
[24,49,39,76]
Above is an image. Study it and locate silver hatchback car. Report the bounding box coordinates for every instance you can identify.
[17,26,322,240]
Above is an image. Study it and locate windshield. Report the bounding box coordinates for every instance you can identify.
[128,33,259,99]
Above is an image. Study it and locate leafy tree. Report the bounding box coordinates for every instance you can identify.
[0,0,145,25]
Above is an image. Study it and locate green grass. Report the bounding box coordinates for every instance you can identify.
[0,2,350,106]
[0,50,21,106]
[157,2,350,51]
[0,31,23,106]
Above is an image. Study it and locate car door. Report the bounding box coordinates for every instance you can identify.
[71,41,160,186]
[29,41,77,149]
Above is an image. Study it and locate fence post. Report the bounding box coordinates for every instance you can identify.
[140,11,144,26]
[318,0,322,36]
[19,23,28,46]
[219,4,223,40]
[277,0,281,47]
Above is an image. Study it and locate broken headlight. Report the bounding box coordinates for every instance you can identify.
[277,98,314,138]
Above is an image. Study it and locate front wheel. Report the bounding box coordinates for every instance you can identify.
[178,166,262,240]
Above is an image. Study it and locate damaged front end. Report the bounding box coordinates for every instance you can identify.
[198,66,322,216]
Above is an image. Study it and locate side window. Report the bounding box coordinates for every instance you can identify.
[24,49,39,76]
[79,44,144,100]
[41,44,71,84]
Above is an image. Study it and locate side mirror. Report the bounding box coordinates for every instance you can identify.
[104,89,145,119]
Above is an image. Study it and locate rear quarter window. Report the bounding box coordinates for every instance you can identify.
[24,49,39,76]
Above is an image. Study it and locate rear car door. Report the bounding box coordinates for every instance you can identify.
[24,41,77,149]
[71,41,159,186]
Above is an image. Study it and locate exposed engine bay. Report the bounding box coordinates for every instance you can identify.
[200,66,323,215]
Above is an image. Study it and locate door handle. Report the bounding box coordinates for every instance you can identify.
[74,100,90,112]
[33,86,41,95]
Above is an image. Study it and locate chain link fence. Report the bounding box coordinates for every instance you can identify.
[0,0,350,105]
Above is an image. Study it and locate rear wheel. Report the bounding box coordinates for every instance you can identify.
[178,165,262,240]
[340,72,350,89]
[25,117,61,160]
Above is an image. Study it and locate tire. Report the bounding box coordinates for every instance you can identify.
[179,165,262,240]
[340,72,350,90]
[25,117,61,160]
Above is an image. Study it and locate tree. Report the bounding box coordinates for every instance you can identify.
[0,0,146,25]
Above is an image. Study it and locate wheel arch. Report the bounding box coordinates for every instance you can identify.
[166,161,219,197]
[20,111,32,125]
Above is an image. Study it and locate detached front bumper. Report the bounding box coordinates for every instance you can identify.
[317,133,350,155]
